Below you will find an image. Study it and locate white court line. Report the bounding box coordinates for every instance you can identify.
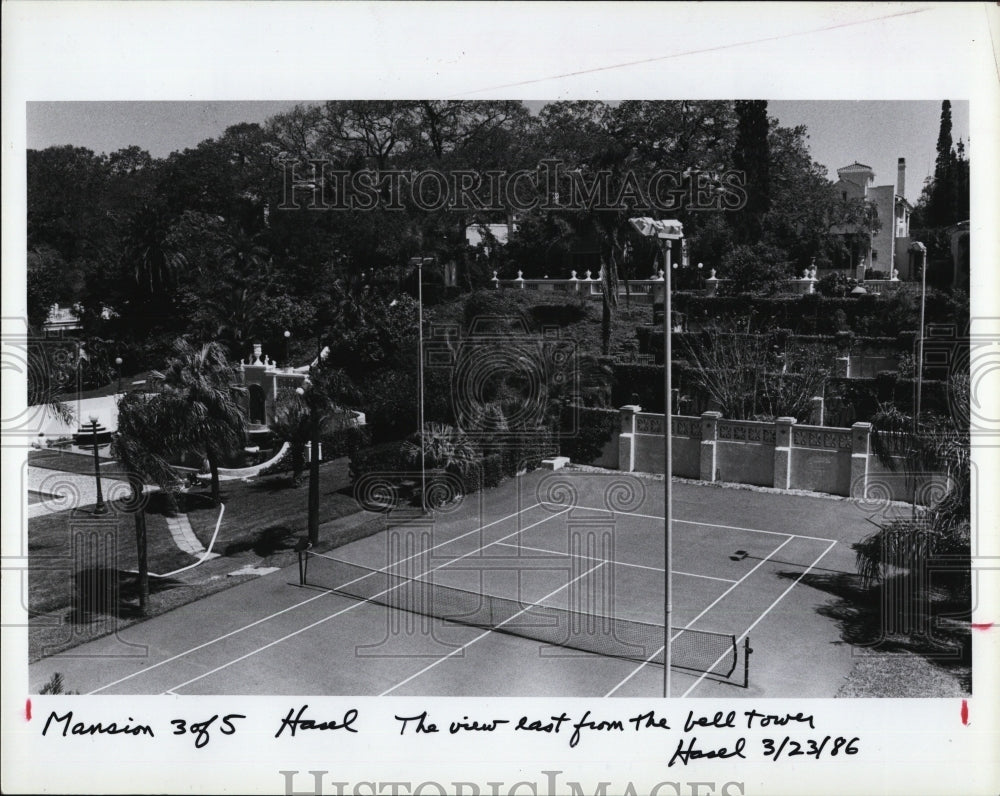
[163,507,573,694]
[680,539,839,698]
[539,501,836,544]
[379,561,607,696]
[493,541,738,583]
[603,535,795,697]
[87,501,549,694]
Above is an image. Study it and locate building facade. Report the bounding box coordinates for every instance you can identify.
[831,158,914,278]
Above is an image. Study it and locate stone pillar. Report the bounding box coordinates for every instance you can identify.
[773,416,797,490]
[618,404,641,472]
[699,411,722,482]
[705,269,719,297]
[850,422,872,499]
[810,396,824,426]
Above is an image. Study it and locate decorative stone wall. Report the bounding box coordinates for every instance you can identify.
[615,405,940,500]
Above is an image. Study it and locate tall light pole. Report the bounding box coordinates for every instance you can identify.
[87,415,108,515]
[417,257,426,512]
[629,217,683,698]
[912,242,928,433]
[114,357,123,394]
[284,330,291,370]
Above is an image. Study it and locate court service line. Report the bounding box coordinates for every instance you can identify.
[602,535,795,697]
[680,539,839,698]
[379,561,607,696]
[87,501,549,695]
[162,507,574,694]
[539,501,836,544]
[492,541,738,583]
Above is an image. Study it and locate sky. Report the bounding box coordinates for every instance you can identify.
[26,100,970,205]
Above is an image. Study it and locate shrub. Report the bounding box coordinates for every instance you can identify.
[499,430,556,476]
[718,243,791,296]
[402,423,477,475]
[560,407,618,464]
[481,452,504,488]
[817,272,849,298]
[349,440,410,481]
[527,298,589,327]
[321,423,372,460]
[462,289,529,334]
[611,363,664,407]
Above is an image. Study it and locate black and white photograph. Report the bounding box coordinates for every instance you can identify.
[3,3,998,795]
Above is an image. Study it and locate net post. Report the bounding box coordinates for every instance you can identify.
[743,637,753,689]
[295,538,311,586]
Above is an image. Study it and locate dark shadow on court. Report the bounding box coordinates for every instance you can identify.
[776,569,972,692]
[222,525,300,557]
[72,567,189,622]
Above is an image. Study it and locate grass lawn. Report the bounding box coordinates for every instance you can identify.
[29,448,118,476]
[55,371,160,401]
[837,649,971,697]
[26,491,199,659]
[185,457,363,556]
[28,456,386,661]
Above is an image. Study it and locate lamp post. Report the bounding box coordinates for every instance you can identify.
[417,257,426,512]
[88,415,108,515]
[114,357,123,394]
[297,366,324,547]
[629,217,683,698]
[284,330,291,370]
[912,242,928,434]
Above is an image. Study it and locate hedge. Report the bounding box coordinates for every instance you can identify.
[499,430,557,477]
[671,291,966,337]
[321,423,372,460]
[636,326,921,364]
[348,433,551,507]
[611,362,666,408]
[348,439,411,482]
[825,376,952,419]
[559,406,619,465]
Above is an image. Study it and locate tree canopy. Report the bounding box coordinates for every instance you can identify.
[27,100,895,364]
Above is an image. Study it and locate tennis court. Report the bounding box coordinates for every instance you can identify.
[30,469,870,697]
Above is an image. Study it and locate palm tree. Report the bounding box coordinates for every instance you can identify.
[269,393,312,487]
[853,380,971,602]
[402,422,479,508]
[112,392,186,614]
[127,204,188,293]
[298,356,356,545]
[160,339,247,504]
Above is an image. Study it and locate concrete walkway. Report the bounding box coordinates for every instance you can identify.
[27,466,211,562]
[26,465,135,519]
[164,513,218,560]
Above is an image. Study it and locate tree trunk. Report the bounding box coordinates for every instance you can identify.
[207,447,221,504]
[291,442,305,486]
[601,293,612,356]
[131,479,149,615]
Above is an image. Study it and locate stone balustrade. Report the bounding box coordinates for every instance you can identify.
[492,269,667,300]
[490,265,914,299]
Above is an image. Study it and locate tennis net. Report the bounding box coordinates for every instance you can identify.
[299,550,739,679]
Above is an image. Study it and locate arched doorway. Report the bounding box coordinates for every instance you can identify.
[248,384,266,425]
